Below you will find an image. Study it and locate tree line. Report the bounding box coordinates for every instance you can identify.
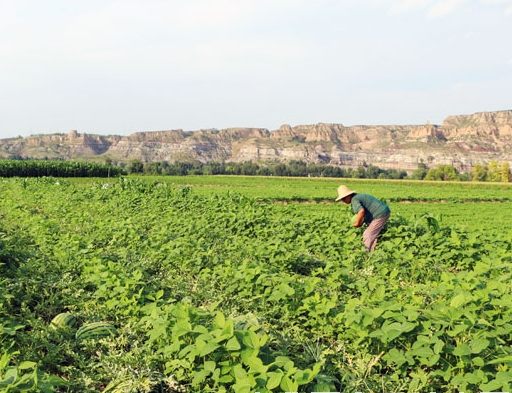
[0,158,510,182]
[125,159,512,182]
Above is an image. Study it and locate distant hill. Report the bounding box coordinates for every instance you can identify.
[1,110,512,172]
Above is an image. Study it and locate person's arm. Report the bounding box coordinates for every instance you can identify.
[353,208,365,227]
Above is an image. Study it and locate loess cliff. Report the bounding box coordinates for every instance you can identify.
[1,110,512,172]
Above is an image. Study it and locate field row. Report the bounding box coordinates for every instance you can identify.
[140,175,512,202]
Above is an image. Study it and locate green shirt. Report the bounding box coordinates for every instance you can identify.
[351,193,390,224]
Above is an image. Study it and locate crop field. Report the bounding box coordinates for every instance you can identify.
[1,176,512,392]
[145,175,512,202]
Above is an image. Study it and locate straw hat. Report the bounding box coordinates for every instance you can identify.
[335,185,356,201]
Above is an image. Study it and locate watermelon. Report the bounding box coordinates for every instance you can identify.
[50,313,77,331]
[75,322,117,341]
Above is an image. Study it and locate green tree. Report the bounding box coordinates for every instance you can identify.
[425,164,458,181]
[273,163,289,176]
[366,165,381,179]
[352,166,366,178]
[487,160,501,182]
[128,159,144,174]
[471,163,488,182]
[144,161,162,175]
[288,160,308,177]
[500,162,511,182]
[411,163,428,180]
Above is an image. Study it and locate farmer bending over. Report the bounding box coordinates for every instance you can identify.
[335,185,391,252]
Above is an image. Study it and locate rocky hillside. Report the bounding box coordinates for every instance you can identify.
[1,110,511,172]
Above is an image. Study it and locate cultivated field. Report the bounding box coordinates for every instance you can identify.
[1,176,512,392]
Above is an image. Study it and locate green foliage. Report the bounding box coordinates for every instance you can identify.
[0,351,65,393]
[128,159,144,174]
[0,159,125,177]
[473,160,512,183]
[151,175,512,202]
[1,177,512,391]
[425,164,459,181]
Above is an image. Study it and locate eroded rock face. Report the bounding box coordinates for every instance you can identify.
[1,110,512,170]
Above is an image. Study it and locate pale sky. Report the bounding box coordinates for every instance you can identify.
[0,0,511,139]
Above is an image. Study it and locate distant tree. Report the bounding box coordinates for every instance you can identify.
[365,165,381,179]
[144,161,162,175]
[241,161,259,175]
[471,163,487,182]
[500,162,511,182]
[385,169,408,179]
[288,160,308,177]
[273,163,289,177]
[440,165,458,181]
[128,159,144,174]
[160,161,170,174]
[411,163,428,180]
[257,166,272,176]
[487,160,501,182]
[207,162,226,175]
[320,165,344,178]
[425,164,458,181]
[459,172,471,181]
[352,166,366,178]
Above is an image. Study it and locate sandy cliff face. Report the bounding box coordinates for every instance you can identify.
[442,111,512,137]
[1,110,511,170]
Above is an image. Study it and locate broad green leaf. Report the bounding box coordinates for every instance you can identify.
[1,368,17,385]
[221,318,234,337]
[273,356,294,371]
[293,368,315,385]
[280,375,298,392]
[233,364,247,381]
[424,354,440,367]
[214,311,226,329]
[244,355,266,374]
[470,338,489,354]
[383,348,407,367]
[242,330,260,349]
[172,320,192,337]
[241,348,258,364]
[488,356,512,365]
[199,340,220,357]
[226,336,241,351]
[411,345,434,358]
[452,343,472,356]
[450,292,472,308]
[204,360,216,373]
[480,379,505,391]
[192,369,209,386]
[18,361,37,370]
[433,339,444,354]
[446,323,469,337]
[193,325,209,334]
[472,356,485,366]
[268,283,295,302]
[266,371,283,390]
[232,381,253,393]
[381,322,403,341]
[218,375,234,383]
